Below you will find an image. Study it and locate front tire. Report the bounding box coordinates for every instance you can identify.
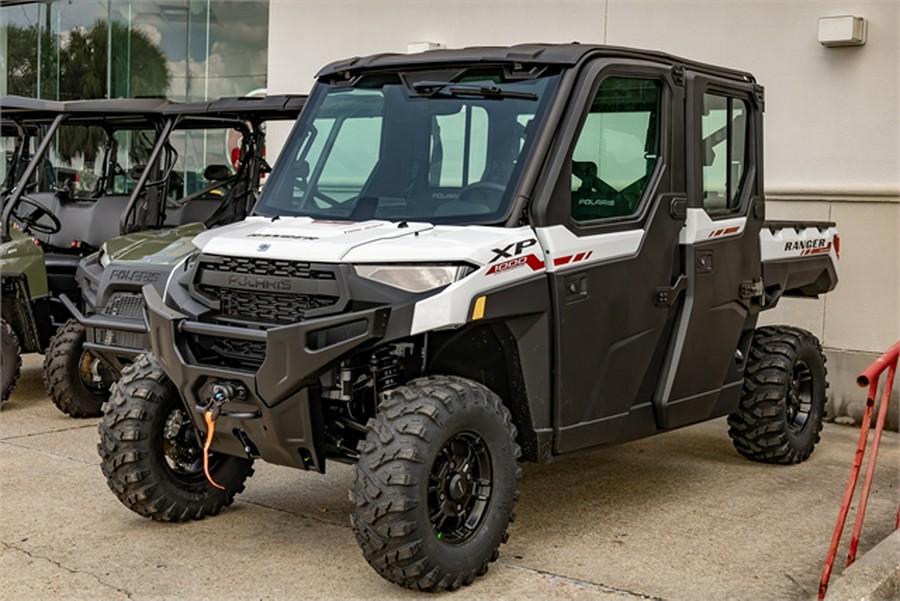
[1,319,22,403]
[44,319,114,417]
[98,353,253,521]
[351,376,521,591]
[728,326,828,464]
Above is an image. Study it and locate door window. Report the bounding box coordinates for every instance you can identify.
[570,76,661,222]
[701,93,749,213]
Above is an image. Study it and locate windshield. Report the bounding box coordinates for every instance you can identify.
[255,69,560,223]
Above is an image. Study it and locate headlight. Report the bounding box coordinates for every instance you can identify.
[354,264,473,293]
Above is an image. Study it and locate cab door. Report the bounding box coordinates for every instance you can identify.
[651,72,766,429]
[532,59,687,453]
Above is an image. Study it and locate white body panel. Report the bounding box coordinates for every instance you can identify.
[189,213,837,336]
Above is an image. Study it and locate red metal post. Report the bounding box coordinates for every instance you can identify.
[846,352,896,565]
[817,341,900,600]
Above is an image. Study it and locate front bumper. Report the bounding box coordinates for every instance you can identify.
[144,285,390,472]
[60,293,148,371]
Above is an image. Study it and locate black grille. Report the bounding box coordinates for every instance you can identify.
[210,336,267,364]
[206,287,337,324]
[101,293,145,319]
[201,256,335,280]
[93,328,145,350]
[195,255,343,325]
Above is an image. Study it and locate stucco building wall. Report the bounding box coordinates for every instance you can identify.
[267,0,899,423]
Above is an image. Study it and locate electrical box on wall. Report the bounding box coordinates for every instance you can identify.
[818,15,867,47]
[407,41,444,54]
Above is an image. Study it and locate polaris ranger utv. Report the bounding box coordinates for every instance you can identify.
[99,44,839,591]
[43,95,306,418]
[0,96,172,403]
[0,111,49,401]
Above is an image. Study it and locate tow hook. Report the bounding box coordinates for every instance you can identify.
[195,381,257,418]
[198,380,249,490]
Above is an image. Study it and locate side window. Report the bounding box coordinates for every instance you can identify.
[701,93,749,213]
[571,76,661,222]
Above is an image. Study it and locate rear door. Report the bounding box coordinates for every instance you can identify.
[532,59,687,453]
[651,72,766,429]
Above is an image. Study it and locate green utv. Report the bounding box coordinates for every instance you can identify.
[1,95,172,403]
[1,116,45,400]
[43,95,306,417]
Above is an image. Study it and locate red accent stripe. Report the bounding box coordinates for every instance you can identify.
[573,252,585,262]
[554,256,572,266]
[525,254,546,271]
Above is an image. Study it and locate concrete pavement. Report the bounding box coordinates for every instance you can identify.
[2,353,898,600]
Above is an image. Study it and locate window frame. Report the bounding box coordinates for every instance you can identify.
[529,59,674,234]
[568,75,665,224]
[699,91,751,215]
[687,76,759,219]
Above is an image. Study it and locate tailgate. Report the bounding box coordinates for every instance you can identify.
[760,220,839,303]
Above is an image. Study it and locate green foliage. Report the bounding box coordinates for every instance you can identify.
[4,23,59,98]
[3,19,171,163]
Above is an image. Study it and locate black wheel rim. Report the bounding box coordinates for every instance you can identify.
[786,359,814,433]
[78,350,111,396]
[428,431,492,544]
[160,406,224,487]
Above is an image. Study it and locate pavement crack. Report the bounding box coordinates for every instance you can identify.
[500,562,665,599]
[0,439,98,466]
[1,423,98,441]
[239,498,350,529]
[2,540,134,599]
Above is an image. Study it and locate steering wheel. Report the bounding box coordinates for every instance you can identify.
[13,195,61,235]
[458,181,506,203]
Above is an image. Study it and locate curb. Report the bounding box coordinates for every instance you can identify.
[825,529,900,601]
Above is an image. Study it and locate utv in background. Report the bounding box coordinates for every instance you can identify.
[1,112,50,400]
[1,96,170,403]
[99,44,839,591]
[44,95,306,417]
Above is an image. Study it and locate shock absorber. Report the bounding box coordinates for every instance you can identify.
[369,347,400,399]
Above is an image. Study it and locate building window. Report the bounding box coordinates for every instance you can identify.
[1,0,269,101]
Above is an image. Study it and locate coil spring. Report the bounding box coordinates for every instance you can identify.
[370,347,400,394]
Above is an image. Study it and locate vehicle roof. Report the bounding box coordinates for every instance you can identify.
[164,94,307,125]
[0,95,66,120]
[317,43,756,84]
[1,95,171,126]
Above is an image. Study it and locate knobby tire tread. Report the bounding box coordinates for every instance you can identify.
[1,319,22,403]
[43,319,107,417]
[97,353,253,522]
[350,375,521,591]
[728,326,828,464]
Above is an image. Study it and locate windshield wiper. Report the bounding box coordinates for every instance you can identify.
[411,80,537,101]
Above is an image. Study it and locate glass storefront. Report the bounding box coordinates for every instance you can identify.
[0,0,269,101]
[1,1,269,193]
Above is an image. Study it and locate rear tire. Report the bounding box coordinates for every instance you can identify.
[44,319,114,417]
[351,376,521,591]
[728,326,828,464]
[1,319,22,403]
[98,353,253,521]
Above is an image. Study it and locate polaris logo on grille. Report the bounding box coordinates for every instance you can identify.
[109,269,160,283]
[227,274,292,291]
